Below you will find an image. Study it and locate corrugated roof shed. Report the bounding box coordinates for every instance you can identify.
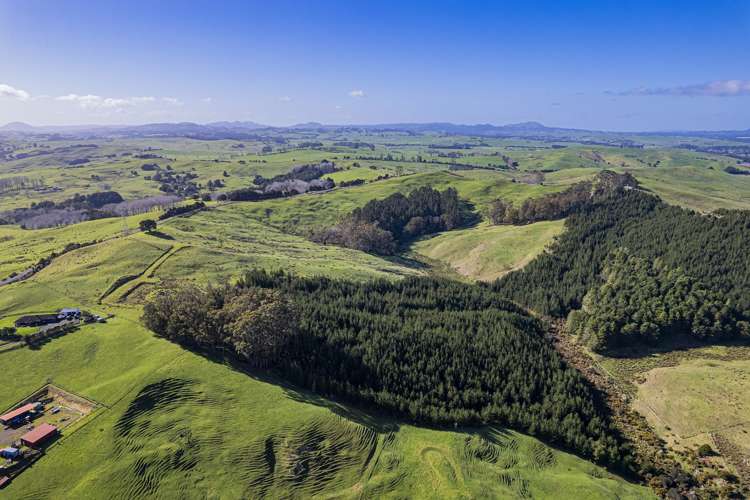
[0,403,35,424]
[20,423,57,447]
[14,314,59,327]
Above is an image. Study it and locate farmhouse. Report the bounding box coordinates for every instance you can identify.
[20,423,57,448]
[14,314,59,328]
[0,402,42,426]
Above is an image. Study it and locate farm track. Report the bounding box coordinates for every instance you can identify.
[0,203,208,291]
[100,243,187,305]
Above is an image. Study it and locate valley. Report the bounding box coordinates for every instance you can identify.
[1,125,748,498]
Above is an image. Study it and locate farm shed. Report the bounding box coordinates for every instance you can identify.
[14,314,60,328]
[57,308,81,320]
[20,423,57,448]
[0,402,39,425]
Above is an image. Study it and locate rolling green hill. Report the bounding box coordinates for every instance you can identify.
[412,220,565,282]
[3,133,749,498]
[0,311,652,499]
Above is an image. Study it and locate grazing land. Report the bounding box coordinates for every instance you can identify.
[0,311,652,499]
[2,125,749,498]
[412,220,564,281]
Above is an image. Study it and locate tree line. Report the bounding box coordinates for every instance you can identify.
[143,271,631,469]
[0,191,184,229]
[0,176,43,193]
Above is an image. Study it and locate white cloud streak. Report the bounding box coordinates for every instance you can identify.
[162,97,184,106]
[348,89,365,98]
[0,83,31,101]
[55,94,158,110]
[615,80,750,97]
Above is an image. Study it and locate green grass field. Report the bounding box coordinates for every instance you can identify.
[634,357,750,443]
[412,220,565,282]
[0,191,651,498]
[3,134,748,498]
[0,310,652,499]
[233,170,560,234]
[594,344,750,482]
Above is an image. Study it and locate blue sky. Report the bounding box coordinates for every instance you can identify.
[1,0,749,130]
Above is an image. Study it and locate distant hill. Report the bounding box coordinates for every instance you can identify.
[206,121,269,131]
[1,120,747,142]
[0,121,36,131]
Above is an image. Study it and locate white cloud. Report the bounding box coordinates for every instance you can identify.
[0,83,31,101]
[279,96,293,102]
[162,97,183,106]
[348,89,365,98]
[615,80,750,97]
[201,97,213,103]
[56,94,158,111]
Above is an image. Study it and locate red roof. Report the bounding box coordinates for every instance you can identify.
[0,403,35,423]
[20,423,57,446]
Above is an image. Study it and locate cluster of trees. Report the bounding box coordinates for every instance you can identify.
[338,178,365,187]
[66,158,90,166]
[102,195,182,217]
[224,187,284,202]
[158,201,206,220]
[0,191,125,228]
[224,162,339,201]
[313,187,466,255]
[206,179,225,190]
[253,162,337,195]
[0,176,42,193]
[139,219,157,232]
[148,170,200,197]
[724,165,750,175]
[253,161,338,186]
[143,271,629,468]
[488,170,638,225]
[492,190,750,345]
[0,191,185,229]
[143,283,298,368]
[59,191,125,209]
[567,249,749,352]
[332,141,375,150]
[0,326,19,341]
[265,178,334,195]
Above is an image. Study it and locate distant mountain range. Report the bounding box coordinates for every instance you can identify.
[1,120,748,141]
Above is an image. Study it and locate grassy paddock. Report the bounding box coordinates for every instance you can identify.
[412,220,565,281]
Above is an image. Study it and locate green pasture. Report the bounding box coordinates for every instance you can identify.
[412,220,564,282]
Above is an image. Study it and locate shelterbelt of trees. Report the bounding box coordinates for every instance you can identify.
[493,189,750,350]
[313,186,468,255]
[143,271,630,469]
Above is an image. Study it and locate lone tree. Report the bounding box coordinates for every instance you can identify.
[139,219,157,232]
